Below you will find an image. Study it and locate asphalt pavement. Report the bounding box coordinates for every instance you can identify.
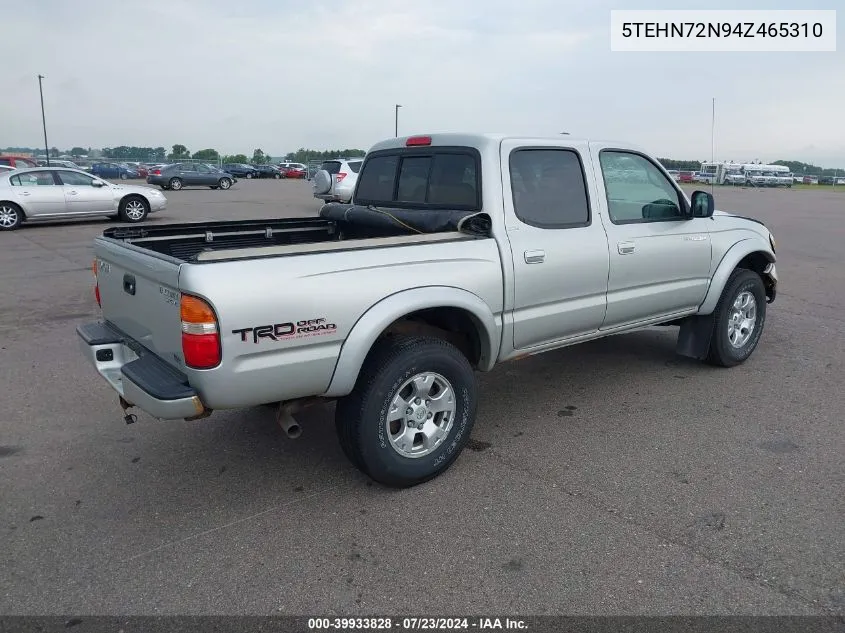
[0,179,843,616]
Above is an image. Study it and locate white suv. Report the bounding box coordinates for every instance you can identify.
[312,158,364,203]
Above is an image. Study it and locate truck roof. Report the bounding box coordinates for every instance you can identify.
[368,133,643,154]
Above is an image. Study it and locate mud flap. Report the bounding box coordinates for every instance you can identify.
[676,314,715,360]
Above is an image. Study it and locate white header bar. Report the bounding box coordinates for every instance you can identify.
[610,10,837,52]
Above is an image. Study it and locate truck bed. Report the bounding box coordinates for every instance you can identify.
[101,206,491,263]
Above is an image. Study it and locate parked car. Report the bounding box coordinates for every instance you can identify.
[802,175,819,185]
[666,169,680,181]
[678,171,695,183]
[312,158,364,203]
[0,155,38,169]
[222,163,260,179]
[278,162,307,179]
[77,132,777,488]
[251,164,283,179]
[146,163,236,191]
[36,159,84,170]
[90,163,140,180]
[0,167,166,230]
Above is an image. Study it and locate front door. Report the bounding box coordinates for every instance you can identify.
[502,140,610,350]
[194,163,216,185]
[9,170,66,216]
[56,170,116,214]
[589,145,713,330]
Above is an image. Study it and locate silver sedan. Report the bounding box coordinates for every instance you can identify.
[0,167,167,231]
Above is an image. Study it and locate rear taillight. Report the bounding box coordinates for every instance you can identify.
[92,259,101,308]
[180,294,220,369]
[152,169,161,175]
[335,172,347,183]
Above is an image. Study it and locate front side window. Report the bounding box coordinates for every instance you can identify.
[599,151,684,223]
[57,170,95,186]
[509,148,590,228]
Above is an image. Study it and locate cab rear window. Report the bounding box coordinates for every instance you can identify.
[355,148,480,210]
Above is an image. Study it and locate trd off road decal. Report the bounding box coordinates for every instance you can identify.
[232,318,337,343]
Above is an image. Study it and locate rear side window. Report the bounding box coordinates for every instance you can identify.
[355,148,480,209]
[348,161,362,174]
[321,161,342,175]
[509,148,591,228]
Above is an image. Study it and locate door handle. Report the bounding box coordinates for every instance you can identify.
[524,249,545,264]
[19,192,31,196]
[617,241,636,255]
[67,190,78,196]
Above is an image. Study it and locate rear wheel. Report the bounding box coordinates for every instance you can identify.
[120,172,128,180]
[218,178,232,190]
[274,173,281,179]
[246,172,253,179]
[335,335,477,488]
[119,196,149,223]
[705,269,767,367]
[0,203,23,230]
[169,177,183,191]
[209,186,219,190]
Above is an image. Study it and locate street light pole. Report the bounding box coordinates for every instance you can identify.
[711,97,715,195]
[38,74,50,166]
[395,104,402,137]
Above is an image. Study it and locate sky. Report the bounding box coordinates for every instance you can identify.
[1,0,843,166]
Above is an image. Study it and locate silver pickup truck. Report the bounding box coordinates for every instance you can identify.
[78,133,778,487]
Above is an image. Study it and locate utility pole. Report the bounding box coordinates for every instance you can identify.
[711,97,715,195]
[38,74,50,166]
[394,104,402,137]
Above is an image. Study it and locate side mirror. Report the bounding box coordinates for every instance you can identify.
[690,190,714,218]
[92,180,106,187]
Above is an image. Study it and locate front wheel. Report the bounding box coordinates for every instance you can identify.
[218,178,232,190]
[246,172,253,179]
[705,269,767,367]
[120,172,128,180]
[274,173,281,179]
[335,335,478,488]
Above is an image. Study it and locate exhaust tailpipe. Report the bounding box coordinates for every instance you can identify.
[275,398,324,439]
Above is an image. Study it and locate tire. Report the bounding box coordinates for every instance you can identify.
[169,177,183,191]
[210,186,219,190]
[335,335,477,488]
[218,178,232,190]
[0,202,23,230]
[705,269,767,368]
[274,173,281,179]
[120,172,128,180]
[246,172,253,179]
[160,186,169,191]
[119,196,149,223]
[312,170,333,195]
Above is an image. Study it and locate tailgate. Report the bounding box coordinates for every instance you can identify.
[94,237,184,369]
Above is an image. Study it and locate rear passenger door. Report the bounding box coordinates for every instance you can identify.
[501,141,610,349]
